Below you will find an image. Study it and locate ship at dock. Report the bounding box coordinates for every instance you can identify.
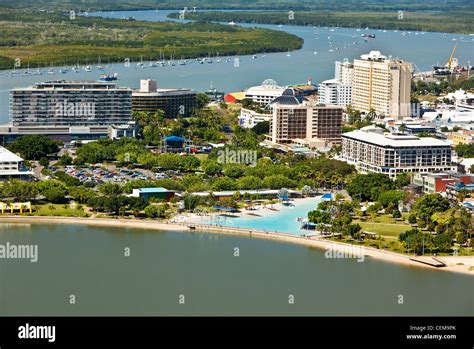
[99,73,118,81]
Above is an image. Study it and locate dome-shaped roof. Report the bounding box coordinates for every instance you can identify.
[261,79,279,88]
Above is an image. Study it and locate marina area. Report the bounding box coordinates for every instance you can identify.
[0,10,473,123]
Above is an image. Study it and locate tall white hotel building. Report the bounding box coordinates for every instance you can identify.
[351,51,413,119]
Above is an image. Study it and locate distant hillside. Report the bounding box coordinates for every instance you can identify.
[1,0,472,12]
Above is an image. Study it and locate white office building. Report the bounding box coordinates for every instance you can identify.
[341,127,454,178]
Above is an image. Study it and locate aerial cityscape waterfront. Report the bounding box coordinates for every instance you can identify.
[0,0,473,342]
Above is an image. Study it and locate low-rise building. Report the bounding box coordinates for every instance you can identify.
[244,79,287,106]
[238,108,271,128]
[132,79,197,118]
[446,182,474,202]
[131,187,175,201]
[412,172,474,194]
[449,130,474,145]
[0,146,33,178]
[341,127,455,178]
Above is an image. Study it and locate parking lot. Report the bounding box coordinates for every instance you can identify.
[64,165,156,185]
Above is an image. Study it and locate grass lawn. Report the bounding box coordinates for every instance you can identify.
[353,214,412,238]
[358,222,411,237]
[194,154,209,161]
[28,204,89,217]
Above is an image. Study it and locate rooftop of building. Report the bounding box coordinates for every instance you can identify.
[132,88,196,95]
[245,79,286,94]
[269,88,307,106]
[0,146,23,162]
[134,187,174,193]
[415,172,472,179]
[342,129,450,147]
[12,80,129,91]
[360,51,387,61]
[319,79,340,85]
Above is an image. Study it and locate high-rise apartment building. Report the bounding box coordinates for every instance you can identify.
[10,80,132,126]
[269,89,343,144]
[318,79,352,106]
[352,51,412,119]
[335,60,354,85]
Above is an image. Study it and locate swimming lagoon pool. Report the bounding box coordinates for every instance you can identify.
[192,197,323,235]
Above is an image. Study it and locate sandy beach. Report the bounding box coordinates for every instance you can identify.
[1,214,473,276]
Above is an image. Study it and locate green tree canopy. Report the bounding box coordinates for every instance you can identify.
[8,135,60,160]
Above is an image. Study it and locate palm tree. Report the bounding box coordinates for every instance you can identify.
[399,123,408,134]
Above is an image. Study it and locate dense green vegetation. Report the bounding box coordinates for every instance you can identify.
[168,9,474,34]
[413,77,474,99]
[455,143,474,158]
[0,6,303,70]
[346,172,410,201]
[3,0,472,12]
[8,135,60,160]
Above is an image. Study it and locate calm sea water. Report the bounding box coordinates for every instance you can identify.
[0,9,473,123]
[0,224,472,316]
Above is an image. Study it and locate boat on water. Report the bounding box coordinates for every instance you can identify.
[84,65,92,72]
[252,55,257,59]
[99,73,118,81]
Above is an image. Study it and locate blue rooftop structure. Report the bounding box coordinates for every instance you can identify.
[164,135,185,142]
[321,193,333,200]
[137,187,170,193]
